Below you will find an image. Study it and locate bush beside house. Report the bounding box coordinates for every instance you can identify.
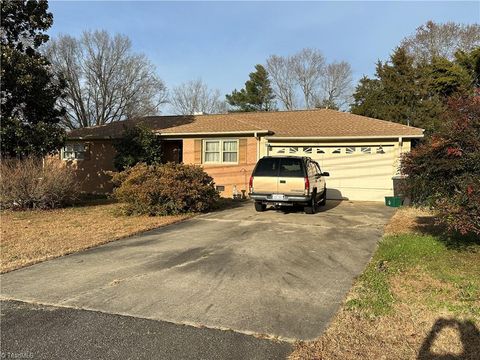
[113,125,163,171]
[110,162,220,216]
[402,95,480,235]
[0,157,79,210]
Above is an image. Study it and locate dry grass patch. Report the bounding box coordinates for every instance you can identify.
[1,202,190,273]
[290,207,480,360]
[384,206,435,236]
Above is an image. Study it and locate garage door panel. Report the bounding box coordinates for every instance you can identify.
[269,145,397,201]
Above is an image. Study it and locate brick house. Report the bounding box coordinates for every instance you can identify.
[61,109,423,201]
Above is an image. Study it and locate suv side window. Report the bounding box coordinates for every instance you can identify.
[307,162,316,177]
[314,162,322,174]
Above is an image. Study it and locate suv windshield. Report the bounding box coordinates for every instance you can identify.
[279,158,305,177]
[253,158,279,176]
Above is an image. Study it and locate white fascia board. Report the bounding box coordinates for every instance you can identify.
[156,130,270,136]
[265,134,424,141]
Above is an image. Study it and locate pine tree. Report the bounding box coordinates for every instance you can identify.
[352,48,444,133]
[226,64,276,112]
[351,47,479,134]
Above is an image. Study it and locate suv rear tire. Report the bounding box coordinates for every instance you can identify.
[255,202,266,212]
[304,192,317,214]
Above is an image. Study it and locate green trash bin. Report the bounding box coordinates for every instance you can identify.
[385,196,402,207]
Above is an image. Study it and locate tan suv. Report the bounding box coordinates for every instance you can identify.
[249,156,329,214]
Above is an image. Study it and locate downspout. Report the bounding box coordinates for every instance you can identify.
[254,132,260,160]
[397,136,403,176]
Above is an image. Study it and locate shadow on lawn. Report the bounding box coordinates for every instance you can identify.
[418,318,480,360]
[413,215,480,251]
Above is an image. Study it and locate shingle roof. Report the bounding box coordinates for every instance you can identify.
[67,109,424,139]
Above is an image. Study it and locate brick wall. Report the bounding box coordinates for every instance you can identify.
[183,137,258,197]
[53,140,117,194]
[57,136,259,197]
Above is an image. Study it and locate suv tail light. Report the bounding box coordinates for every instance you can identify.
[304,177,310,195]
[249,176,254,193]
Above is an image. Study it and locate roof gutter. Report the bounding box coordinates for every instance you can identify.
[265,134,424,140]
[67,136,115,140]
[156,130,270,137]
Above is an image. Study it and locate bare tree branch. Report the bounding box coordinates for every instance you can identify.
[291,48,325,108]
[316,61,353,110]
[170,79,226,115]
[266,54,298,110]
[45,30,167,129]
[401,21,480,63]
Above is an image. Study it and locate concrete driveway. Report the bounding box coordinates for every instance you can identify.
[0,201,394,341]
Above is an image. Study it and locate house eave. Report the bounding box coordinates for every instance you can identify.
[265,134,424,141]
[67,136,115,140]
[156,130,271,137]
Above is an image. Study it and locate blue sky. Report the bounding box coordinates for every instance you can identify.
[48,1,479,104]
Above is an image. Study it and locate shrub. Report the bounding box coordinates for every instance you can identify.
[110,162,220,215]
[0,157,79,210]
[113,125,163,171]
[401,95,480,235]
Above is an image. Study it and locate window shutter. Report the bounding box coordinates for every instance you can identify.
[239,138,247,164]
[194,140,202,164]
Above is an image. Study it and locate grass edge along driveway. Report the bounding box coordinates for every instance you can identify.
[289,207,480,360]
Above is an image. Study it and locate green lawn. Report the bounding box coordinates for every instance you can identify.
[290,208,480,360]
[347,233,480,319]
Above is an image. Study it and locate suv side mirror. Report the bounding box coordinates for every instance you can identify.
[321,172,330,177]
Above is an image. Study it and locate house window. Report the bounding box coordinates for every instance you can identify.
[288,147,298,154]
[346,147,356,154]
[303,147,312,154]
[316,148,325,154]
[61,143,86,160]
[361,147,371,154]
[223,140,238,163]
[203,139,238,164]
[376,146,385,154]
[332,148,341,154]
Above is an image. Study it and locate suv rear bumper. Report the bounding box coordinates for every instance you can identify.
[250,193,311,205]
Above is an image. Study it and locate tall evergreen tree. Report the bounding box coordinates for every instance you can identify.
[454,47,480,88]
[226,64,276,112]
[351,47,478,133]
[1,0,65,158]
[425,56,473,97]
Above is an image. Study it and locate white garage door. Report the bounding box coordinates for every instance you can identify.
[269,145,397,201]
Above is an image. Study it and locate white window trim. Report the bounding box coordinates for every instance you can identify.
[202,139,239,164]
[61,143,86,161]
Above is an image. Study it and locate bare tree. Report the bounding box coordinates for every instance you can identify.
[316,61,353,110]
[266,48,353,110]
[170,79,226,115]
[45,30,167,129]
[401,21,480,63]
[291,48,325,108]
[266,55,297,110]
